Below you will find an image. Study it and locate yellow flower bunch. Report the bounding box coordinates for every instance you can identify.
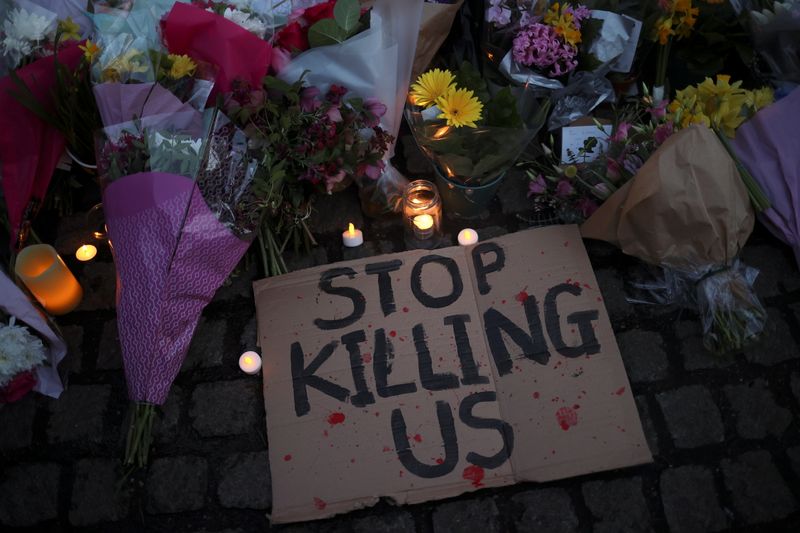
[57,17,81,43]
[667,75,774,137]
[79,40,100,63]
[166,54,196,79]
[410,69,483,128]
[652,0,699,45]
[544,3,582,47]
[100,48,149,82]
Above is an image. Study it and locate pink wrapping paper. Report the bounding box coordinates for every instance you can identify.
[162,2,273,101]
[104,171,250,404]
[0,44,82,248]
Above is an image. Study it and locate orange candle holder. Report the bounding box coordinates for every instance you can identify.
[15,244,83,315]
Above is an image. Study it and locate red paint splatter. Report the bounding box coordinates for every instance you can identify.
[296,296,303,300]
[583,283,592,289]
[564,241,569,247]
[374,411,380,417]
[597,297,603,302]
[383,446,392,452]
[313,497,327,510]
[323,430,329,437]
[556,407,578,431]
[350,458,356,463]
[533,391,540,399]
[389,330,397,337]
[413,434,423,443]
[573,404,580,410]
[515,288,529,303]
[327,412,346,426]
[614,387,626,396]
[363,353,373,363]
[402,306,409,313]
[435,458,444,464]
[501,299,507,304]
[462,465,485,488]
[284,454,292,461]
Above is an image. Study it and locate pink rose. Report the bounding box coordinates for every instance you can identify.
[0,371,36,403]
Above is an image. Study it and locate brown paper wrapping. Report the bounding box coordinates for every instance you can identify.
[580,125,755,271]
[411,0,464,81]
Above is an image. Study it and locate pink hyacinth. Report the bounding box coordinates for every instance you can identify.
[512,22,578,77]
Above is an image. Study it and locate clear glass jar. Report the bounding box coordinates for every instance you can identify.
[403,180,442,249]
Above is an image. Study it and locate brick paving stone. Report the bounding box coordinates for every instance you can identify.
[787,446,800,478]
[741,245,800,296]
[97,319,124,370]
[617,330,669,383]
[431,498,502,533]
[47,384,112,444]
[76,261,116,310]
[215,261,258,301]
[723,380,792,439]
[676,321,734,370]
[309,188,365,236]
[582,477,652,533]
[69,458,129,526]
[791,372,800,405]
[240,316,257,349]
[635,396,659,456]
[743,308,798,366]
[217,452,271,510]
[146,456,208,514]
[286,246,330,272]
[476,226,508,241]
[497,170,530,215]
[0,395,36,450]
[594,269,631,320]
[190,380,260,437]
[184,317,226,370]
[511,488,579,533]
[656,385,724,449]
[721,450,797,524]
[61,324,84,372]
[0,463,60,527]
[352,511,415,533]
[154,385,183,443]
[660,465,729,533]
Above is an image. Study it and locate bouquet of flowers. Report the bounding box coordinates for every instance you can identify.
[746,0,799,94]
[223,75,393,275]
[193,0,273,39]
[0,269,67,402]
[405,63,549,216]
[650,0,698,93]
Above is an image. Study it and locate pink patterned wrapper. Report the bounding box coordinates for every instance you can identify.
[103,171,250,404]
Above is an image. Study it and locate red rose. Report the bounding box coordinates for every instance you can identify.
[303,0,336,25]
[275,21,309,53]
[0,371,36,403]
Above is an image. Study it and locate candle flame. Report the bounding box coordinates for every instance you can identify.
[433,126,450,139]
[348,223,355,236]
[75,244,97,262]
[244,356,253,365]
[413,214,434,230]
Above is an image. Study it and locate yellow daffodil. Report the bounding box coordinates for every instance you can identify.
[656,19,674,45]
[544,3,582,46]
[79,40,100,63]
[100,48,149,82]
[167,54,196,79]
[57,17,81,42]
[410,68,455,108]
[435,87,483,128]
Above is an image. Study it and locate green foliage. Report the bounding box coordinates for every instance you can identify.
[308,0,364,48]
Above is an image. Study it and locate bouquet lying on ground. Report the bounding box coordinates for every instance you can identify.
[223,75,393,276]
[582,125,767,355]
[0,269,67,403]
[405,63,549,187]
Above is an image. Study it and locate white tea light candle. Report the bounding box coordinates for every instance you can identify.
[75,244,98,262]
[342,223,363,247]
[239,351,262,375]
[457,228,479,246]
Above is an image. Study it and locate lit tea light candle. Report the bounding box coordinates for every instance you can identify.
[342,223,363,247]
[239,351,262,375]
[15,244,83,315]
[75,244,97,262]
[458,228,479,246]
[413,214,434,240]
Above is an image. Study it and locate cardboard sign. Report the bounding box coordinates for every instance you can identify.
[254,226,651,523]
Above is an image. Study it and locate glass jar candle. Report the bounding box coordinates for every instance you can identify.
[403,180,442,249]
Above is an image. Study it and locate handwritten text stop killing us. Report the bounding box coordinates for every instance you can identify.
[289,242,602,479]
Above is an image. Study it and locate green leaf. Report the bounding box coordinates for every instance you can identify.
[484,87,522,129]
[334,0,360,33]
[308,18,348,48]
[263,76,293,94]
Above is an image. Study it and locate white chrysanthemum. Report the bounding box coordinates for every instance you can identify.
[4,7,53,42]
[0,318,46,387]
[223,8,267,38]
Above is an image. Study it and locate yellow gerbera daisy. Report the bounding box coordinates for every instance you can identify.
[168,54,197,79]
[435,88,483,128]
[410,68,455,108]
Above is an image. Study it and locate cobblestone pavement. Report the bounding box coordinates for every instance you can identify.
[2,144,800,532]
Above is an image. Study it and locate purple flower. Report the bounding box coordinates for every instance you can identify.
[565,5,591,28]
[592,183,610,198]
[606,157,621,180]
[576,197,598,217]
[610,122,631,142]
[527,174,547,197]
[512,22,578,77]
[486,0,511,27]
[363,97,387,127]
[324,170,347,193]
[654,122,674,146]
[648,99,668,119]
[622,154,644,175]
[326,106,342,122]
[555,179,574,198]
[300,87,321,112]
